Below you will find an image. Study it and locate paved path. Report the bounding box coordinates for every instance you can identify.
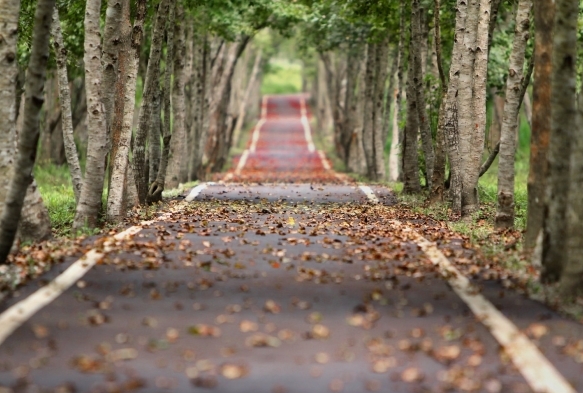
[1,95,583,393]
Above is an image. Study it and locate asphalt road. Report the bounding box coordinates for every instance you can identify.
[1,95,582,393]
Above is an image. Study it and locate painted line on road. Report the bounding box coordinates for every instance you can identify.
[299,97,316,153]
[185,183,210,202]
[317,150,331,170]
[0,210,177,347]
[235,150,249,175]
[410,231,576,393]
[249,119,266,153]
[359,185,380,203]
[357,186,574,393]
[359,185,575,393]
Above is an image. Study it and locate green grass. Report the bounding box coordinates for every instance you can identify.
[262,59,303,95]
[34,164,77,237]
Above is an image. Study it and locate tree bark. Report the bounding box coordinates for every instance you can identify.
[232,48,263,148]
[560,61,583,299]
[443,0,468,212]
[148,88,162,185]
[166,3,187,190]
[453,0,492,216]
[190,34,211,181]
[51,8,83,203]
[101,0,123,132]
[525,0,554,249]
[362,43,377,180]
[148,0,176,203]
[412,0,434,188]
[372,38,389,181]
[403,44,421,194]
[0,0,54,262]
[106,0,146,222]
[73,0,109,229]
[429,0,447,203]
[542,0,578,282]
[132,0,169,204]
[0,0,21,224]
[495,0,533,229]
[204,38,250,175]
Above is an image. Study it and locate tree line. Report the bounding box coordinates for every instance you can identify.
[1,0,583,299]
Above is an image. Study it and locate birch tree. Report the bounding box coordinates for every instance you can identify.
[0,0,55,262]
[0,0,21,226]
[106,0,146,222]
[73,0,109,229]
[133,0,169,204]
[166,4,188,190]
[495,0,533,229]
[51,8,83,203]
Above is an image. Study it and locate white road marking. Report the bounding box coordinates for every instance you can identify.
[357,182,574,393]
[0,211,175,347]
[411,230,576,393]
[185,183,210,202]
[235,150,249,175]
[358,185,380,203]
[317,150,331,170]
[300,97,316,153]
[249,119,266,153]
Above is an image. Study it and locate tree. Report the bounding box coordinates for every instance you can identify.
[106,0,146,222]
[133,0,169,204]
[525,0,554,248]
[51,8,83,203]
[73,0,109,229]
[0,0,55,263]
[495,0,533,229]
[543,0,579,282]
[0,0,21,228]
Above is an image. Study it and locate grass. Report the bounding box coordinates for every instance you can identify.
[262,59,303,95]
[34,164,78,237]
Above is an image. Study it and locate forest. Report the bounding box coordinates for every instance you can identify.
[0,0,582,304]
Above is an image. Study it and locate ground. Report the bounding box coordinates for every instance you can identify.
[0,95,582,393]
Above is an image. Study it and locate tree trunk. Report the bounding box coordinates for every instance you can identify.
[525,0,554,249]
[148,88,162,185]
[559,64,583,299]
[442,0,468,212]
[542,0,578,282]
[106,0,146,223]
[101,0,124,132]
[362,43,377,180]
[429,0,447,202]
[346,53,367,175]
[403,45,421,194]
[342,45,362,166]
[166,3,187,190]
[51,8,83,203]
[372,38,389,181]
[148,0,176,203]
[204,38,250,175]
[0,0,21,224]
[0,0,54,263]
[132,0,169,204]
[179,21,194,184]
[495,0,533,229]
[412,0,434,188]
[190,34,211,181]
[73,0,109,229]
[232,48,263,148]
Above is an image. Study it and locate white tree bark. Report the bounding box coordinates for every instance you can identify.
[0,0,20,224]
[106,0,146,222]
[166,3,187,190]
[0,0,55,262]
[51,8,83,203]
[73,0,108,229]
[232,48,263,148]
[495,0,533,229]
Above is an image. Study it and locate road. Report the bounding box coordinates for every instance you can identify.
[1,94,582,393]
